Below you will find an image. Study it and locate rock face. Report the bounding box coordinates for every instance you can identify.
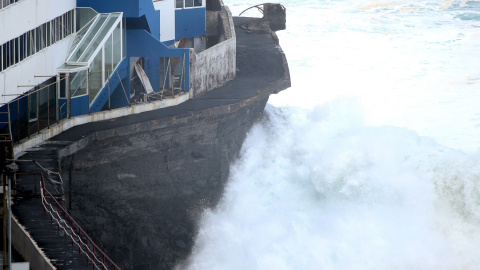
[62,97,268,269]
[58,16,290,270]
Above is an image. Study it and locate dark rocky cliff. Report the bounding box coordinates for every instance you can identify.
[57,16,290,270]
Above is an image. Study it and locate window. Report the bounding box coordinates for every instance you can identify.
[175,0,202,9]
[175,0,182,9]
[0,9,75,72]
[0,0,21,9]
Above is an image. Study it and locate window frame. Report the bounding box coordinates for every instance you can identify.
[175,0,203,9]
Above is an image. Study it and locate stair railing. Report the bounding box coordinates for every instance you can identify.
[40,174,121,270]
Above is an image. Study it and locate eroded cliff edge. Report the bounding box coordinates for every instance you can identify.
[56,17,290,270]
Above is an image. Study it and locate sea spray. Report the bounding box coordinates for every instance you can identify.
[181,103,480,270]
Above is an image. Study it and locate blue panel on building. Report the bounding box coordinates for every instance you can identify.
[127,30,190,92]
[90,57,130,113]
[70,95,89,117]
[77,0,161,39]
[77,0,139,16]
[175,8,206,39]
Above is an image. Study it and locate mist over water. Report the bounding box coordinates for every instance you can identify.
[180,0,480,269]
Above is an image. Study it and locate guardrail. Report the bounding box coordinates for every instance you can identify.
[40,174,121,270]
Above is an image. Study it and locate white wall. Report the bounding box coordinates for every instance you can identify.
[0,0,76,44]
[153,0,176,42]
[0,35,74,103]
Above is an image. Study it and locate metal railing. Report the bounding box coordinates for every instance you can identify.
[1,76,63,145]
[40,174,121,270]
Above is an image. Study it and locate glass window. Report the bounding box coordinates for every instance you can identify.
[10,40,15,66]
[29,92,38,121]
[185,0,193,8]
[194,0,202,7]
[36,25,43,51]
[78,14,119,63]
[175,0,183,9]
[76,8,99,32]
[0,44,3,71]
[71,70,88,97]
[14,38,18,65]
[19,35,25,61]
[59,74,67,98]
[89,52,103,103]
[69,14,108,62]
[113,23,122,69]
[104,35,113,83]
[3,42,9,69]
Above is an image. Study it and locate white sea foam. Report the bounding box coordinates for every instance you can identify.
[179,0,480,268]
[181,104,480,270]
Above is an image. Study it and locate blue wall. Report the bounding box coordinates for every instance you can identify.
[90,57,130,113]
[77,0,160,38]
[127,29,190,92]
[175,8,206,39]
[70,95,89,117]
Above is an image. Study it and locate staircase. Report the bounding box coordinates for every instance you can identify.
[12,141,120,270]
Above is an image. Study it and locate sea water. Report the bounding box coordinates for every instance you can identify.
[180,0,480,269]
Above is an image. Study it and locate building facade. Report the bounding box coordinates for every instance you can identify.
[0,0,220,145]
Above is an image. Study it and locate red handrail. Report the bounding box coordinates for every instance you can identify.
[40,174,121,270]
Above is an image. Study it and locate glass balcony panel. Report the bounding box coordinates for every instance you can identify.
[78,14,120,63]
[89,52,103,103]
[70,70,88,97]
[113,23,122,69]
[175,0,183,9]
[76,7,98,32]
[68,14,109,62]
[104,35,113,83]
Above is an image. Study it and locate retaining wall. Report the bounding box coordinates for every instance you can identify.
[189,0,236,98]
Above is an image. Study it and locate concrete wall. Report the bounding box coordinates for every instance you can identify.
[11,216,55,270]
[189,2,235,98]
[0,0,75,44]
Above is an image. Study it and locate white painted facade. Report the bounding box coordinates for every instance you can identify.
[153,0,176,42]
[0,0,76,103]
[0,35,74,103]
[0,0,75,44]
